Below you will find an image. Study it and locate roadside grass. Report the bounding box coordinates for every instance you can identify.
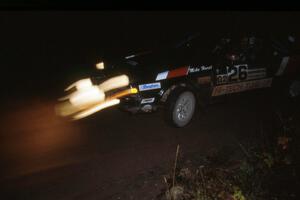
[159,110,298,200]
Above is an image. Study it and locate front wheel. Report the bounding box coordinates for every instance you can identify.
[165,88,197,127]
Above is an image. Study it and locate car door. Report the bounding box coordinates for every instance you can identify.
[240,36,272,81]
[211,35,272,97]
[212,36,246,85]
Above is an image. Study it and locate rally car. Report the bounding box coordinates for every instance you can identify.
[56,33,300,127]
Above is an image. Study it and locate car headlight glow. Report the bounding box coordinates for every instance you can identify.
[57,74,135,119]
[99,74,129,92]
[65,78,93,91]
[69,86,105,107]
[96,62,105,70]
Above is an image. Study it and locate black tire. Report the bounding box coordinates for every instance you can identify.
[164,87,197,127]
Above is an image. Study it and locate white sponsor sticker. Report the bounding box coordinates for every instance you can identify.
[188,65,212,73]
[247,72,266,80]
[141,97,155,104]
[188,67,201,73]
[139,82,161,91]
[247,68,265,73]
[201,65,213,71]
[156,71,169,81]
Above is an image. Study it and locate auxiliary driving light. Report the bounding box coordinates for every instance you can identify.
[69,86,105,107]
[65,78,93,91]
[96,62,105,70]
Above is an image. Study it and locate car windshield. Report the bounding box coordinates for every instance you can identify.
[174,32,202,48]
[123,32,201,59]
[143,32,202,51]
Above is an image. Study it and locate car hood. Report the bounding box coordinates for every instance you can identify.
[94,47,193,84]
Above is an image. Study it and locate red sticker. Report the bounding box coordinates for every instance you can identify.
[167,66,189,79]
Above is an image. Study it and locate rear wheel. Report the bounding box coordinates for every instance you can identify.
[165,88,197,127]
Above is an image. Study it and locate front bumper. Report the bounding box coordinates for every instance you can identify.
[119,94,159,113]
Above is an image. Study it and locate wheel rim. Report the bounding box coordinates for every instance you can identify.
[173,91,196,127]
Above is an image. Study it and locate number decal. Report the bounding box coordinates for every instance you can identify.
[228,64,248,82]
[228,66,238,81]
[238,65,247,80]
[216,64,248,85]
[217,75,228,84]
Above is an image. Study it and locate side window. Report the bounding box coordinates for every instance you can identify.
[239,36,264,64]
[212,38,232,56]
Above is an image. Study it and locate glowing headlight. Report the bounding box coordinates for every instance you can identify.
[99,74,129,92]
[57,74,134,119]
[96,62,105,70]
[69,86,105,107]
[72,99,120,120]
[65,78,93,91]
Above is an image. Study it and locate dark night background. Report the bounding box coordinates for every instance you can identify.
[0,11,300,199]
[1,11,300,100]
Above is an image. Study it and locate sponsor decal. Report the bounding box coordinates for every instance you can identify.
[141,97,155,104]
[216,64,248,84]
[167,66,189,79]
[200,65,213,71]
[212,78,272,96]
[247,68,266,80]
[156,71,169,81]
[216,74,229,84]
[216,65,267,85]
[188,65,212,73]
[138,82,161,91]
[248,68,265,73]
[188,67,201,73]
[197,76,211,84]
[155,66,189,81]
[155,65,212,81]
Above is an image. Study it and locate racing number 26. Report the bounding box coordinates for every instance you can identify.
[228,65,248,81]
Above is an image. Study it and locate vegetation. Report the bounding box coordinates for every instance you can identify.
[159,110,297,200]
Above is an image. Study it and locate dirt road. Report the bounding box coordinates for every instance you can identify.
[0,90,289,199]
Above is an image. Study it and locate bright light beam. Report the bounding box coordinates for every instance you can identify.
[65,78,92,91]
[69,86,105,107]
[72,99,120,120]
[99,75,129,92]
[96,62,105,70]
